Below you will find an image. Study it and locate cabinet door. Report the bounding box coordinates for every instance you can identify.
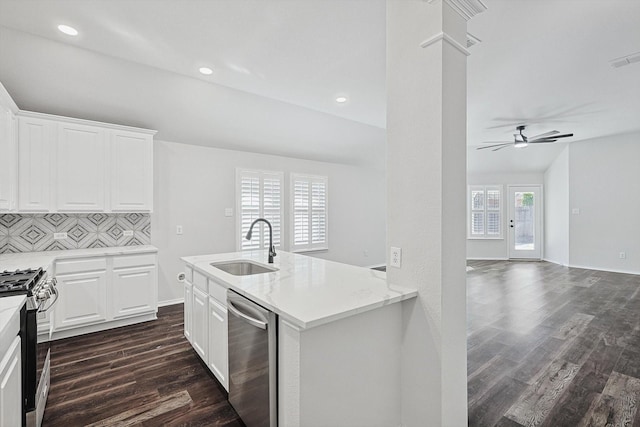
[54,269,108,330]
[57,123,106,211]
[0,336,22,427]
[208,297,229,391]
[18,117,53,211]
[111,265,157,319]
[191,286,208,360]
[0,105,16,211]
[184,281,193,343]
[110,130,153,212]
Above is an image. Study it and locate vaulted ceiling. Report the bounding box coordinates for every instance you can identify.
[1,0,639,172]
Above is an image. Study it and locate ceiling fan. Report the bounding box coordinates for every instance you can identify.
[477,125,574,151]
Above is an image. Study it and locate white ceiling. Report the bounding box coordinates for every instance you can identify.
[1,0,639,173]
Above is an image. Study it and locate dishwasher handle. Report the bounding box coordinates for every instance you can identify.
[228,298,268,330]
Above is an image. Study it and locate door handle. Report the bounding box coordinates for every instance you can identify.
[227,299,268,330]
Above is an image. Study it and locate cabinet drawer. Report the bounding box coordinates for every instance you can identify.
[55,257,107,275]
[113,253,156,269]
[208,278,227,304]
[193,270,207,292]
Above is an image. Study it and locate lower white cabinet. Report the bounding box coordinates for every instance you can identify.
[208,296,228,390]
[54,269,108,330]
[53,252,158,338]
[191,286,208,360]
[0,336,22,427]
[183,267,229,391]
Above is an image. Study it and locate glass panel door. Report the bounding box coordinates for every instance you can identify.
[508,186,542,259]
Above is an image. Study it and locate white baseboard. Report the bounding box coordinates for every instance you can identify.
[466,257,508,261]
[158,298,184,307]
[542,258,569,267]
[567,264,640,276]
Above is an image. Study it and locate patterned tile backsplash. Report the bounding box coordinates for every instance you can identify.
[0,213,151,254]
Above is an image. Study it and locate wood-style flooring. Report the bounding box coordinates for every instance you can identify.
[43,304,243,426]
[468,260,640,427]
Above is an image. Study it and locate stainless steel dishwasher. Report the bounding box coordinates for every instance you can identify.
[227,289,277,427]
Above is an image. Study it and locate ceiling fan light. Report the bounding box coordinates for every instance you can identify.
[514,141,528,148]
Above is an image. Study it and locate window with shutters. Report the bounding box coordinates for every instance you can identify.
[468,185,503,239]
[290,174,328,252]
[236,169,283,251]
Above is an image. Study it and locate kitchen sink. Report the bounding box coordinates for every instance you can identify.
[210,260,278,276]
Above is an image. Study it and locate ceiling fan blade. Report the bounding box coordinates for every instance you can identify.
[529,139,558,144]
[548,133,573,139]
[476,143,511,150]
[529,133,573,143]
[480,140,513,144]
[528,130,559,140]
[492,145,511,151]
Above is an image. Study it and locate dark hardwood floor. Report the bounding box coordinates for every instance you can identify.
[43,304,243,426]
[42,261,640,426]
[467,260,640,427]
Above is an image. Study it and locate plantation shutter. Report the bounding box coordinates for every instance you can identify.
[237,169,283,251]
[468,185,502,239]
[291,174,328,252]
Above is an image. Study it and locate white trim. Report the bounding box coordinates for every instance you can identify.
[158,298,184,307]
[365,264,386,269]
[16,110,157,135]
[466,257,509,261]
[427,0,488,21]
[567,264,640,276]
[420,32,470,56]
[0,82,19,113]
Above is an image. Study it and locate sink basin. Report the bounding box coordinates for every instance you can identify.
[210,260,278,276]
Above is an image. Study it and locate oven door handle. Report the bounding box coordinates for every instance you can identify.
[39,279,59,313]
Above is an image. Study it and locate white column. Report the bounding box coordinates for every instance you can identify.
[386,1,485,425]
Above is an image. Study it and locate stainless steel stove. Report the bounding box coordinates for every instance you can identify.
[0,268,58,427]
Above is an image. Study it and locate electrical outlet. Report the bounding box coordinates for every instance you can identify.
[224,208,233,217]
[53,232,67,240]
[123,230,134,237]
[176,225,183,235]
[390,247,402,268]
[619,252,626,259]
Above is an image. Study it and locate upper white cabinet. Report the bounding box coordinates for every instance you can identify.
[57,122,107,211]
[110,130,153,212]
[12,110,155,213]
[0,84,17,211]
[18,117,54,211]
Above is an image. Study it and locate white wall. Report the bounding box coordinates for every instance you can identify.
[466,172,544,260]
[151,140,386,304]
[568,132,640,274]
[544,146,569,265]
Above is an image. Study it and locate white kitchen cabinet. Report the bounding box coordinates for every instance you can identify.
[208,296,228,391]
[0,96,17,211]
[184,281,193,343]
[52,253,158,339]
[111,254,157,319]
[56,122,107,211]
[18,116,54,211]
[110,130,153,212]
[54,269,108,330]
[191,286,208,361]
[0,336,21,427]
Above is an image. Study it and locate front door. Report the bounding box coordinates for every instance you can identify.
[508,186,542,260]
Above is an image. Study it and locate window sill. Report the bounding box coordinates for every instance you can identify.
[290,247,329,254]
[467,237,504,240]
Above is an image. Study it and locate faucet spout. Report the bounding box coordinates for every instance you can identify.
[245,218,277,263]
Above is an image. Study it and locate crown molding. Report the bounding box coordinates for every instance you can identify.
[420,32,470,56]
[427,0,488,21]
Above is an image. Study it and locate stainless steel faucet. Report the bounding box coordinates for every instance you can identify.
[245,218,277,263]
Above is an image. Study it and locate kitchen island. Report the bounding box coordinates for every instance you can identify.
[182,250,417,427]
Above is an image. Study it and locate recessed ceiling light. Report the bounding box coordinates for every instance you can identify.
[335,96,348,103]
[199,67,213,75]
[57,24,78,36]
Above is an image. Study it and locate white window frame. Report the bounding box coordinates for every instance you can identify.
[236,168,284,251]
[468,185,503,239]
[290,173,328,252]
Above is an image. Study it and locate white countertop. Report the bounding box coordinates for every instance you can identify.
[0,295,26,356]
[0,245,158,271]
[182,250,417,330]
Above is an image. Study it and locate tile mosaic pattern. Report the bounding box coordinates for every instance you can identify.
[0,213,151,254]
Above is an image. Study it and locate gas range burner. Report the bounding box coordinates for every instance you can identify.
[0,268,45,297]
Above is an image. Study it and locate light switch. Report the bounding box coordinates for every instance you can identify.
[176,225,183,235]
